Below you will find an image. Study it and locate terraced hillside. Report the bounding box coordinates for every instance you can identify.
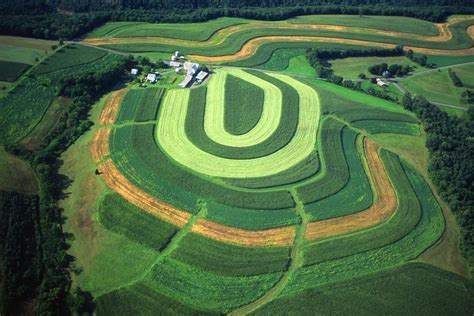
[82,65,458,314]
[83,15,474,64]
[1,10,473,315]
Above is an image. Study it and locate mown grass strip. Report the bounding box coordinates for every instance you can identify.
[205,68,280,147]
[157,72,320,178]
[110,124,298,229]
[186,70,299,159]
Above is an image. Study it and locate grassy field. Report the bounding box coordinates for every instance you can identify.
[331,56,419,78]
[287,15,439,35]
[254,263,474,315]
[0,61,31,82]
[400,68,468,107]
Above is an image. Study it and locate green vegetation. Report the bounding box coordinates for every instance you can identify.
[400,68,468,107]
[0,146,37,193]
[223,74,264,135]
[144,258,282,313]
[171,233,291,276]
[98,193,178,252]
[352,120,420,135]
[331,56,418,78]
[304,132,372,221]
[96,282,213,315]
[0,61,30,82]
[116,88,165,123]
[186,71,299,159]
[254,263,474,315]
[0,45,123,144]
[110,124,299,229]
[86,18,246,40]
[288,15,439,35]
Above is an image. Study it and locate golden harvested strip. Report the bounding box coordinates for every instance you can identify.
[192,219,296,246]
[90,127,111,163]
[98,89,127,125]
[305,139,397,241]
[204,68,282,147]
[101,159,191,227]
[156,73,320,178]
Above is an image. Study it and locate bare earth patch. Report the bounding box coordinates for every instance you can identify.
[98,89,127,125]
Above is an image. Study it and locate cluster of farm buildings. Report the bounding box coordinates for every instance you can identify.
[131,51,209,88]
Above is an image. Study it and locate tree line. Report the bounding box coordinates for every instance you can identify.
[4,51,134,314]
[402,94,474,274]
[1,3,474,40]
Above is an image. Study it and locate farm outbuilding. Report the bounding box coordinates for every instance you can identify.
[147,73,158,83]
[131,68,139,75]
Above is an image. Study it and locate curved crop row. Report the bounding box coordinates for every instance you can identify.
[156,72,320,178]
[283,159,444,294]
[223,73,264,135]
[352,120,420,136]
[204,68,281,147]
[304,132,373,221]
[83,17,474,60]
[115,88,164,123]
[186,70,299,160]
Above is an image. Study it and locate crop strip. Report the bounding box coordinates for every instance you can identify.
[305,139,396,240]
[98,89,127,125]
[90,127,111,163]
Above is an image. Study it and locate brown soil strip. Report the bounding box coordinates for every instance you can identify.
[98,89,127,125]
[305,139,397,240]
[191,219,296,247]
[90,127,111,163]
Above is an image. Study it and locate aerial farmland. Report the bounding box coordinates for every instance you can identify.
[0,1,473,315]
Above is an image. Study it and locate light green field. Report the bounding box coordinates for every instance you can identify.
[0,36,55,64]
[331,56,419,78]
[283,55,316,76]
[400,68,467,107]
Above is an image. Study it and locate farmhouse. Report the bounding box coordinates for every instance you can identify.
[376,78,388,87]
[147,73,158,83]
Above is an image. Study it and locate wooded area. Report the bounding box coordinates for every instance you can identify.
[1,1,473,40]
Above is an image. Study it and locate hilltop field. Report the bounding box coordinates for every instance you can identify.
[0,13,473,315]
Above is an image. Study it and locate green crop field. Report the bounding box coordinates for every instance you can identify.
[4,11,470,315]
